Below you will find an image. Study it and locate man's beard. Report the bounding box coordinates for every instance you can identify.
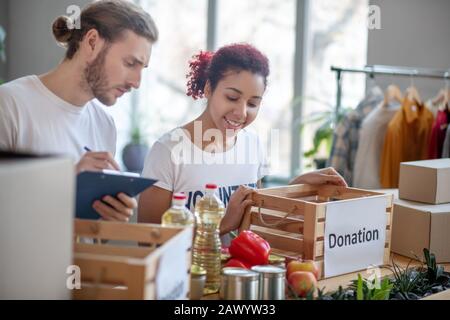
[82,46,115,106]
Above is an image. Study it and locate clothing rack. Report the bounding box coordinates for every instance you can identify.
[330,65,450,124]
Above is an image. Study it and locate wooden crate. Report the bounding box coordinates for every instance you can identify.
[239,184,393,279]
[72,219,192,300]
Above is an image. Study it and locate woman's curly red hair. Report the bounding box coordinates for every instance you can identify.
[186,43,270,100]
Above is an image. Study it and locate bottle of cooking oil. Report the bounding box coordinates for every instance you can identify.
[161,193,194,227]
[192,184,225,294]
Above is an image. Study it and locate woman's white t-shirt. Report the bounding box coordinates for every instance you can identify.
[142,127,270,211]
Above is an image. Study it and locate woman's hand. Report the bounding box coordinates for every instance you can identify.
[289,167,348,187]
[220,186,254,236]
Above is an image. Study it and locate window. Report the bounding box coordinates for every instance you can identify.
[302,0,369,169]
[112,0,207,165]
[111,0,369,178]
[217,0,296,178]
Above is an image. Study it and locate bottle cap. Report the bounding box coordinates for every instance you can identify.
[173,193,186,200]
[191,265,207,276]
[205,183,218,190]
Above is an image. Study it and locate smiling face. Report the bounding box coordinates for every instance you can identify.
[205,70,266,135]
[84,30,152,106]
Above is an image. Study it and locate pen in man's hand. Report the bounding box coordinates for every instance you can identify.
[83,146,121,171]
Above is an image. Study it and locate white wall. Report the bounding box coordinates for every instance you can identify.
[368,0,450,99]
[7,0,89,81]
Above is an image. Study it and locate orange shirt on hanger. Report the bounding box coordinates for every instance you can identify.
[380,98,434,188]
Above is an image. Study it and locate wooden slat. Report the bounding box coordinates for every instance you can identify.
[318,185,385,198]
[383,247,391,264]
[316,221,325,238]
[315,240,324,257]
[74,254,145,285]
[251,207,304,220]
[74,243,154,259]
[252,193,307,215]
[250,207,303,234]
[74,219,183,245]
[270,248,302,260]
[256,184,319,197]
[302,203,319,260]
[250,225,303,254]
[125,263,147,299]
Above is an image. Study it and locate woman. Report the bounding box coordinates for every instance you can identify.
[138,43,346,237]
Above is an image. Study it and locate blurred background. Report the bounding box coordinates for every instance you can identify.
[0,0,449,184]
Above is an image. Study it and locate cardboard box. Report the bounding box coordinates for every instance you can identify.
[391,198,450,263]
[0,156,74,299]
[399,159,450,204]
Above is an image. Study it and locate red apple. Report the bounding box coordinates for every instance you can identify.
[288,271,318,298]
[286,260,320,280]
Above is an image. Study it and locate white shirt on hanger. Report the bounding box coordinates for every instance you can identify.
[353,101,400,189]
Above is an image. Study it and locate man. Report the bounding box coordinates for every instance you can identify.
[0,0,158,221]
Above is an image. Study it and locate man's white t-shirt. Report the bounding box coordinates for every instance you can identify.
[142,127,270,211]
[0,75,116,161]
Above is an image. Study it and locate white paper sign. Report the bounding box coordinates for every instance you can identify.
[156,227,193,300]
[324,196,386,278]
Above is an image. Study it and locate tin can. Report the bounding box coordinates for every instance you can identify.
[268,254,286,269]
[219,267,259,300]
[190,265,207,300]
[251,265,286,300]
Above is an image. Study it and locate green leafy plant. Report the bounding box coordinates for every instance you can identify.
[127,105,149,146]
[130,125,145,145]
[387,249,449,299]
[316,285,353,300]
[309,249,449,301]
[350,274,393,300]
[297,95,352,164]
[423,248,448,285]
[388,257,425,299]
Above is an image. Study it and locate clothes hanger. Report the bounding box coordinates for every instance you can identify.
[405,70,422,105]
[431,73,450,112]
[381,70,403,108]
[383,84,403,107]
[432,89,445,106]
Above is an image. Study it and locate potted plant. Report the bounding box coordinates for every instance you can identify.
[299,96,351,169]
[122,108,149,173]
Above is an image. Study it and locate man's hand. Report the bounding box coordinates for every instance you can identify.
[289,167,348,187]
[76,151,120,173]
[93,192,137,222]
[220,186,254,235]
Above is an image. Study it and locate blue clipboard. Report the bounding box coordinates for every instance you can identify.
[75,170,158,220]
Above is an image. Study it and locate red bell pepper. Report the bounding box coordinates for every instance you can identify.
[228,230,271,267]
[224,258,252,269]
